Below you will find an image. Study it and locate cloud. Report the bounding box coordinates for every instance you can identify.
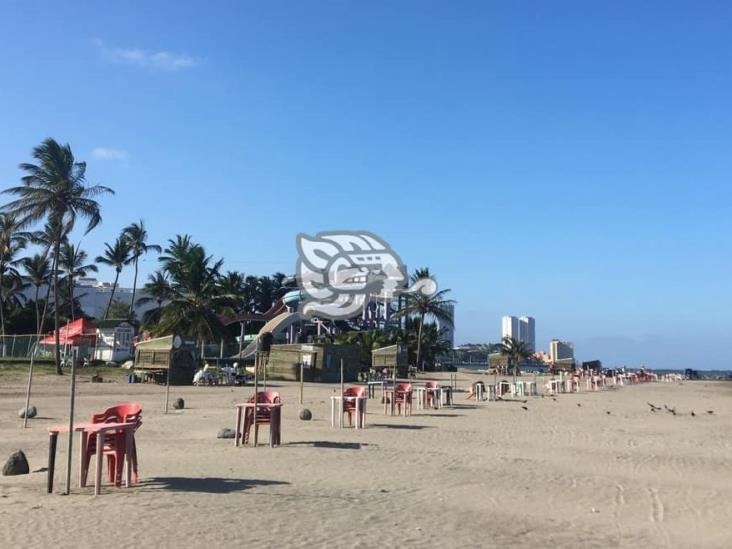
[93,148,129,160]
[93,38,203,71]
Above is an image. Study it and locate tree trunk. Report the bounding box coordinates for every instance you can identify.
[69,275,75,322]
[34,284,40,335]
[39,255,56,336]
[129,256,139,320]
[0,269,5,357]
[513,356,518,385]
[104,271,120,320]
[415,312,425,373]
[53,241,62,375]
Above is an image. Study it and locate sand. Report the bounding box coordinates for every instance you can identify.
[1,370,731,548]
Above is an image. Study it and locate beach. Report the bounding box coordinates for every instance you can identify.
[1,371,731,548]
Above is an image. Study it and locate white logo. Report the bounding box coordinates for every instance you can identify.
[296,230,437,320]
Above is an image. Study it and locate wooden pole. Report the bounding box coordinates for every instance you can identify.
[253,350,259,446]
[299,351,304,405]
[64,348,78,495]
[238,322,245,357]
[391,362,396,415]
[22,335,39,428]
[164,347,172,414]
[263,352,268,391]
[340,358,344,429]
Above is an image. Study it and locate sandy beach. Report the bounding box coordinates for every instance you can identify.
[1,371,731,549]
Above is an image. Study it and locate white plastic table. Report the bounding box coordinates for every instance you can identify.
[330,396,366,428]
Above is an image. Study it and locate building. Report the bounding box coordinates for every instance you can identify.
[22,277,157,322]
[502,315,520,341]
[93,320,135,362]
[502,315,535,351]
[549,339,574,362]
[519,316,535,351]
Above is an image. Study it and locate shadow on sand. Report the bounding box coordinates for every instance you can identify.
[139,477,289,494]
[285,441,368,450]
[415,413,464,418]
[369,423,433,430]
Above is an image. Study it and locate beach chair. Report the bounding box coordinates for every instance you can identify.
[82,403,142,487]
[243,391,282,446]
[342,386,367,426]
[394,383,413,416]
[424,381,441,408]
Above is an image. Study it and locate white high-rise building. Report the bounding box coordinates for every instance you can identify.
[502,315,535,352]
[519,316,535,352]
[502,315,520,341]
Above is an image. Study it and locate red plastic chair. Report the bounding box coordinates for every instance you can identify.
[83,403,142,487]
[243,391,282,446]
[342,386,367,426]
[394,383,413,416]
[424,381,441,408]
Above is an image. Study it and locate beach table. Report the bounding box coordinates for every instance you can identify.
[383,387,412,416]
[330,396,367,428]
[547,379,564,395]
[234,402,282,448]
[441,385,454,406]
[415,386,443,410]
[47,421,136,496]
[497,380,512,398]
[366,379,393,399]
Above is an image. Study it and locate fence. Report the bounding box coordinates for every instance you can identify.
[0,335,49,359]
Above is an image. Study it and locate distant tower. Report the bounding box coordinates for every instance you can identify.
[519,316,535,352]
[502,315,520,341]
[549,339,574,361]
[502,315,535,352]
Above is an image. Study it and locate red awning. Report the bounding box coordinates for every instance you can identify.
[40,318,97,346]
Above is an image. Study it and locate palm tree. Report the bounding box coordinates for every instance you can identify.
[20,253,51,334]
[59,242,97,321]
[3,138,113,374]
[29,220,69,336]
[122,219,161,319]
[159,234,193,280]
[0,213,28,344]
[392,269,454,371]
[499,336,532,384]
[156,242,233,349]
[95,236,131,319]
[136,270,173,328]
[217,271,247,311]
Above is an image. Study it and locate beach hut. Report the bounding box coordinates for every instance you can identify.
[134,335,197,385]
[263,343,361,382]
[39,318,97,362]
[93,320,135,363]
[371,344,409,377]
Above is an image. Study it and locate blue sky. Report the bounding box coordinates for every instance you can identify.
[1,1,730,368]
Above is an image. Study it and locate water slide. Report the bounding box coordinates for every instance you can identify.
[233,311,302,359]
[227,290,307,360]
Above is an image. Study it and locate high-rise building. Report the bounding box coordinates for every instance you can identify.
[549,339,574,362]
[519,316,535,352]
[502,315,535,351]
[502,315,520,341]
